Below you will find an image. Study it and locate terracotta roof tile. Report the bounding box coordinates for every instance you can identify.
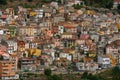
[114,0,120,2]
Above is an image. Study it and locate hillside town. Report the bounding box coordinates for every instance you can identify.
[0,0,120,80]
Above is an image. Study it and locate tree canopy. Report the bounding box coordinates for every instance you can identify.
[0,0,7,5]
[117,4,120,10]
[44,68,52,76]
[111,66,120,80]
[83,0,113,9]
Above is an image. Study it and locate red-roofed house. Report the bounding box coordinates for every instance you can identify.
[80,34,89,40]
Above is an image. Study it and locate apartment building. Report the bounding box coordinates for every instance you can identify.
[0,60,19,80]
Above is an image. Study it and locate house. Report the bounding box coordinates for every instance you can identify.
[68,13,78,21]
[51,2,59,9]
[0,28,5,35]
[61,33,76,48]
[54,48,75,67]
[42,6,53,18]
[19,58,37,71]
[0,60,19,80]
[76,62,98,71]
[98,55,111,68]
[106,40,120,65]
[74,0,84,5]
[19,26,38,37]
[6,8,15,16]
[17,40,25,55]
[25,41,38,49]
[63,22,77,33]
[6,40,17,54]
[90,33,99,42]
[106,44,118,54]
[68,0,84,6]
[58,25,64,34]
[59,52,72,61]
[113,0,120,9]
[9,54,19,71]
[54,15,65,25]
[40,54,53,66]
[35,9,44,18]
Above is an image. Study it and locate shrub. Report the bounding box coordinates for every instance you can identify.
[44,68,52,76]
[48,75,62,80]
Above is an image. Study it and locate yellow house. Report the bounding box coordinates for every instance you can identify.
[69,50,75,54]
[29,49,42,57]
[89,53,96,57]
[85,10,96,15]
[116,23,120,30]
[30,11,37,16]
[99,31,105,35]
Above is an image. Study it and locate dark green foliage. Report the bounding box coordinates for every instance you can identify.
[111,66,120,80]
[100,0,113,9]
[87,73,98,80]
[81,71,106,80]
[56,0,61,4]
[0,0,7,5]
[81,71,88,79]
[72,4,83,9]
[44,68,52,76]
[48,75,62,80]
[23,3,35,8]
[27,0,33,2]
[118,4,120,10]
[41,0,51,3]
[83,0,113,9]
[41,0,61,3]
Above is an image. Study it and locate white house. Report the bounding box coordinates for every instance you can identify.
[58,26,64,34]
[76,62,98,71]
[35,9,44,18]
[98,55,111,68]
[6,40,17,54]
[60,53,72,61]
[74,0,84,5]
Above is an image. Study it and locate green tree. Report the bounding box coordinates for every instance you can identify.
[87,73,98,80]
[41,0,51,3]
[49,74,62,80]
[81,71,88,79]
[100,0,113,9]
[44,68,52,76]
[111,66,120,80]
[83,0,88,5]
[72,4,82,9]
[118,4,120,10]
[83,0,113,9]
[0,0,7,5]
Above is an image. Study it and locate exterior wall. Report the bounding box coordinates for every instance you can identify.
[106,46,118,54]
[20,58,37,71]
[76,62,98,71]
[60,53,72,61]
[98,56,110,64]
[19,27,37,36]
[7,41,17,54]
[98,56,111,68]
[0,61,19,80]
[113,2,120,9]
[58,26,64,34]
